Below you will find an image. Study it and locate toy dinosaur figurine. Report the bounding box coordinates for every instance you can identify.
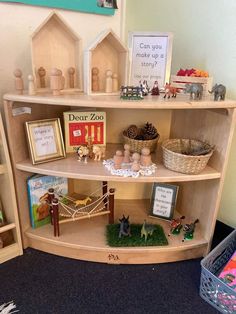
[141,220,156,242]
[119,215,131,238]
[168,216,185,236]
[182,219,199,241]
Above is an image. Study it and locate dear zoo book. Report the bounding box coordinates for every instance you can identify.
[27,174,68,228]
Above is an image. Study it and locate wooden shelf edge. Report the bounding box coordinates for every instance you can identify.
[0,223,16,233]
[0,243,22,264]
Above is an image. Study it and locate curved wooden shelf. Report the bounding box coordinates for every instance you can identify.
[4,92,236,109]
[25,200,208,264]
[16,145,221,183]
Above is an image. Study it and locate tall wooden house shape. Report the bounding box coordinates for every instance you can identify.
[84,29,128,95]
[31,12,82,90]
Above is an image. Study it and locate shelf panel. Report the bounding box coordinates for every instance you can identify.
[16,146,221,183]
[0,223,16,234]
[4,93,236,109]
[25,199,208,264]
[0,164,5,174]
[0,243,22,264]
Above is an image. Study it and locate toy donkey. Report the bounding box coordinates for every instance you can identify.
[119,215,131,238]
[141,220,156,242]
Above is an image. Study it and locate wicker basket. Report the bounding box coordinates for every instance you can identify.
[162,139,214,174]
[123,131,159,153]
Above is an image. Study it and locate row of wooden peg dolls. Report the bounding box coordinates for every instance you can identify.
[92,67,119,93]
[13,66,76,96]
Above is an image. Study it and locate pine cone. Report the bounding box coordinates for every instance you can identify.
[142,122,158,140]
[126,124,138,139]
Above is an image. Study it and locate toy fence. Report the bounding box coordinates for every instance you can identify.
[200,229,236,313]
[170,75,213,97]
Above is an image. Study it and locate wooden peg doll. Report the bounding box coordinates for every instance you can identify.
[50,68,61,96]
[28,75,36,95]
[112,72,119,92]
[105,70,113,93]
[140,147,152,167]
[113,150,123,169]
[38,67,46,88]
[123,144,131,163]
[92,67,99,92]
[68,67,75,88]
[14,69,24,95]
[57,69,65,90]
[131,152,141,172]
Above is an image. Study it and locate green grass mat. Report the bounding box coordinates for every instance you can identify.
[106,224,168,247]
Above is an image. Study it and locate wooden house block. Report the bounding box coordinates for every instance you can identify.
[31,12,82,91]
[84,29,128,95]
[170,75,213,97]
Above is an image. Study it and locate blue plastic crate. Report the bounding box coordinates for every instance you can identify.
[200,229,236,313]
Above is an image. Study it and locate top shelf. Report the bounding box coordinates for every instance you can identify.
[4,92,236,110]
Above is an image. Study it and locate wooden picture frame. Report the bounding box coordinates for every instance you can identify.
[150,183,178,221]
[128,32,173,89]
[25,118,66,165]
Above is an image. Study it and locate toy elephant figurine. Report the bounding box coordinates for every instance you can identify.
[185,83,203,100]
[208,84,226,101]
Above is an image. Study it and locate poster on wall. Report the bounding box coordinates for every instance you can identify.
[0,0,118,15]
[129,32,173,89]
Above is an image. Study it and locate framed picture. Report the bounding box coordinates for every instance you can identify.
[128,32,173,89]
[25,118,66,165]
[150,183,178,221]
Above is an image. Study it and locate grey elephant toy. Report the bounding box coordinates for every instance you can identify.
[208,84,226,101]
[185,83,203,100]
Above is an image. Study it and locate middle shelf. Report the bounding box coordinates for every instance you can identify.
[16,144,221,183]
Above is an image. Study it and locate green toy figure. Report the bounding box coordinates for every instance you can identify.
[182,219,199,241]
[168,216,185,236]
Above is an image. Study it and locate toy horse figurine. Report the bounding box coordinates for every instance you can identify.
[182,219,199,241]
[141,220,156,242]
[119,215,131,238]
[163,83,179,99]
[168,216,185,236]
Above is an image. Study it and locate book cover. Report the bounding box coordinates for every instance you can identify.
[219,250,236,290]
[64,111,106,153]
[27,174,68,228]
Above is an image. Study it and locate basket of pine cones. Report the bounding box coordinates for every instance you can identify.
[123,122,159,153]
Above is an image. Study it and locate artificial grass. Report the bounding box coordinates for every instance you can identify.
[106,224,168,247]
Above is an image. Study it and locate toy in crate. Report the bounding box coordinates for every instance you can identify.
[200,229,236,313]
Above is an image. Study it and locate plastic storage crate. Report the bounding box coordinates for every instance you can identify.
[200,229,236,313]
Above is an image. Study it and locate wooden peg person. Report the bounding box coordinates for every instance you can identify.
[112,72,119,92]
[140,147,152,167]
[14,69,24,95]
[38,67,46,88]
[113,150,123,169]
[58,69,65,90]
[131,152,141,172]
[105,69,113,93]
[68,67,75,88]
[28,75,36,95]
[123,144,131,163]
[50,68,61,96]
[92,67,99,92]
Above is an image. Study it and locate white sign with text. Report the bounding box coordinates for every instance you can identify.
[32,125,57,157]
[153,186,174,218]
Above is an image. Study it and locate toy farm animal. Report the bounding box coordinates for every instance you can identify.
[163,83,178,99]
[119,215,131,238]
[168,216,185,236]
[77,146,89,163]
[208,84,226,101]
[141,220,156,242]
[185,83,203,100]
[93,145,106,161]
[74,196,92,207]
[139,80,150,96]
[182,219,199,241]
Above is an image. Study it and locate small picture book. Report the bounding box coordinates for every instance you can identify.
[64,111,106,153]
[27,174,68,228]
[218,250,236,290]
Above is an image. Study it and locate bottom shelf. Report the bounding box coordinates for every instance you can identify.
[25,200,208,264]
[0,243,22,264]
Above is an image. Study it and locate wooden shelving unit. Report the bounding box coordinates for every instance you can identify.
[0,113,23,264]
[3,93,236,264]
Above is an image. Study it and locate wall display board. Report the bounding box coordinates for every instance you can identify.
[0,0,117,15]
[129,32,173,89]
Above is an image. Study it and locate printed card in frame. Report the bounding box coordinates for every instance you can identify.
[25,118,66,165]
[150,183,178,221]
[128,32,173,90]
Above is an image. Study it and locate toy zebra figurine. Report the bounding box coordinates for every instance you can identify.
[141,220,156,242]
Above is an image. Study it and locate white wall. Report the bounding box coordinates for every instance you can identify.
[126,0,236,227]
